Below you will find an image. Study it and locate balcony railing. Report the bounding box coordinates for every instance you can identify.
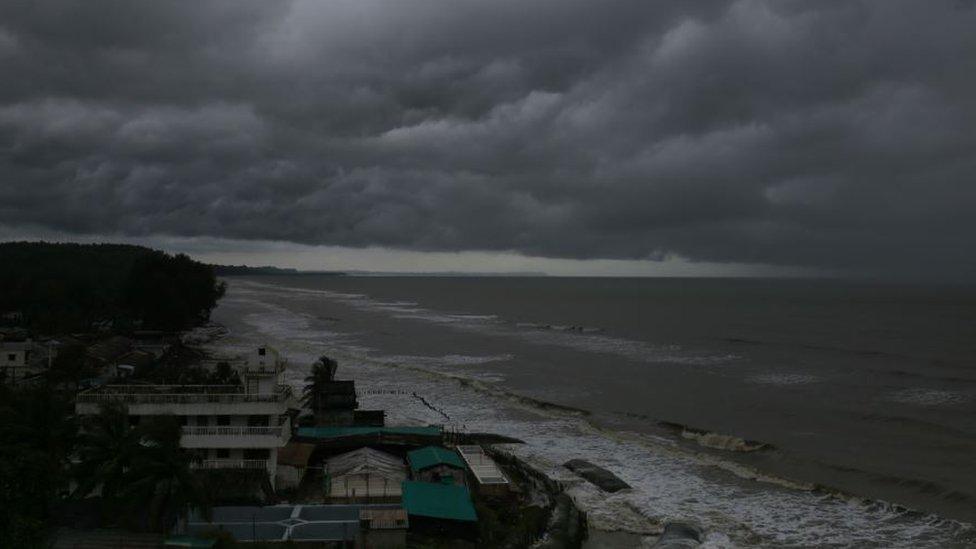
[192,459,268,470]
[76,384,293,405]
[181,426,284,437]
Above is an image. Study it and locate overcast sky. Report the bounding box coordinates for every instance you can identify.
[1,1,974,278]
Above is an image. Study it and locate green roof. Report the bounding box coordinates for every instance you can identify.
[401,481,477,522]
[407,446,465,472]
[297,426,442,439]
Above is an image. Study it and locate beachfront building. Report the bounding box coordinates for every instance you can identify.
[407,446,468,486]
[75,345,295,486]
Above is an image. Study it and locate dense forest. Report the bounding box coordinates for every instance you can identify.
[0,242,226,332]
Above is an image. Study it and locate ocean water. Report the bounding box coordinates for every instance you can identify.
[207,276,976,547]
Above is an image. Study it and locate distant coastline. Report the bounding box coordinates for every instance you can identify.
[211,264,548,277]
[210,264,345,276]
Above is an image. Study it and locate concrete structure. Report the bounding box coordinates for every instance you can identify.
[75,345,295,486]
[325,447,407,502]
[1,340,42,382]
[457,445,510,496]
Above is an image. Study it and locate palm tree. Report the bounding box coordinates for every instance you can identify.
[301,355,339,407]
[122,416,209,532]
[73,401,139,500]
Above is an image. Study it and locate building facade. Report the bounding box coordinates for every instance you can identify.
[1,339,42,382]
[75,345,295,486]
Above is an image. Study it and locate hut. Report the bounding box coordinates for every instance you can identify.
[407,446,467,486]
[276,442,315,490]
[401,481,477,537]
[324,447,406,502]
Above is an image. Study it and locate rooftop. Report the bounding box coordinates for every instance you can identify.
[401,481,477,522]
[325,447,406,481]
[457,445,509,485]
[407,446,465,473]
[186,504,402,542]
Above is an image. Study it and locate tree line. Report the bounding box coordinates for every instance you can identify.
[0,242,226,332]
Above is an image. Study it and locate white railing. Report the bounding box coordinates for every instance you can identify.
[76,385,292,405]
[181,426,283,437]
[192,459,268,470]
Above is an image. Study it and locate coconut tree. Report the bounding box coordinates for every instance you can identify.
[72,401,138,500]
[301,355,339,407]
[122,416,209,532]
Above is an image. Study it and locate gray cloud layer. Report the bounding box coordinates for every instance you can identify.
[1,1,975,278]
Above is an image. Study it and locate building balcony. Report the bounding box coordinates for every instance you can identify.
[75,384,294,416]
[180,419,291,449]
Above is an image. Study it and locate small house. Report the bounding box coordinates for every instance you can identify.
[276,442,315,490]
[407,446,467,486]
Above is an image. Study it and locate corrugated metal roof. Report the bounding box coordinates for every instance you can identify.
[401,481,477,522]
[407,446,465,472]
[297,426,442,439]
[325,447,406,481]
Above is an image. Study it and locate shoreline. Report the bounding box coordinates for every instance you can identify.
[204,279,976,546]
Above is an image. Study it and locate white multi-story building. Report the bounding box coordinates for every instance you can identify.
[75,345,295,486]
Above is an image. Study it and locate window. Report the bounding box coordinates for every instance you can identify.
[248,415,269,427]
[6,354,15,362]
[258,347,266,356]
[216,448,230,459]
[217,415,230,426]
[197,415,209,426]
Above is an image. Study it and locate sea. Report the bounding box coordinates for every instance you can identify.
[205,275,976,547]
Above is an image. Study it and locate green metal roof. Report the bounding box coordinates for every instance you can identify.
[401,481,477,522]
[297,426,442,439]
[407,446,465,472]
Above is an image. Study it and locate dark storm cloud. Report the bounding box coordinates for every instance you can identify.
[1,0,975,277]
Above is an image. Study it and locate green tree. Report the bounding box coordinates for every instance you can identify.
[124,252,226,330]
[48,344,98,390]
[301,355,339,407]
[73,401,140,501]
[0,382,77,547]
[122,416,209,532]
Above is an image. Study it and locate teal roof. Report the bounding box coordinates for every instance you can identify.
[407,446,465,472]
[297,426,442,439]
[401,481,477,522]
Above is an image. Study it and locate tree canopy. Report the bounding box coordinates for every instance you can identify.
[0,242,225,332]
